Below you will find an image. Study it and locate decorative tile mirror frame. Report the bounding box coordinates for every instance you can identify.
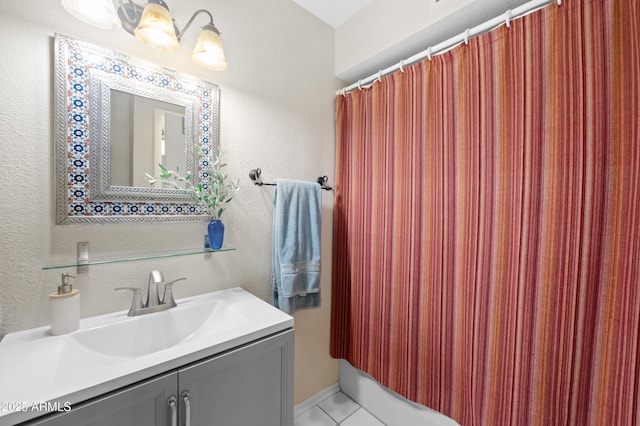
[54,34,219,223]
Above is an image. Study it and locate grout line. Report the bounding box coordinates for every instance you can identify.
[340,406,389,426]
[369,409,388,425]
[337,407,360,425]
[317,404,341,424]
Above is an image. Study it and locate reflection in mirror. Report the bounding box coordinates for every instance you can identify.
[54,34,220,223]
[158,110,187,190]
[109,90,186,189]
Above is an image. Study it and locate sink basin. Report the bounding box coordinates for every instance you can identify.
[0,287,293,426]
[69,297,248,358]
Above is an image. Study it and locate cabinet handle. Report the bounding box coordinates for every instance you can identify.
[182,391,191,426]
[167,396,177,426]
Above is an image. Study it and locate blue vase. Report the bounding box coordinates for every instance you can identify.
[207,219,225,250]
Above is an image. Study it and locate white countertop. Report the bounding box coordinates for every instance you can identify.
[0,287,293,425]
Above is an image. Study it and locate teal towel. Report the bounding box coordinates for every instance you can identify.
[272,179,322,314]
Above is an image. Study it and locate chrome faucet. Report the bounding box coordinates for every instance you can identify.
[146,270,164,307]
[116,270,187,316]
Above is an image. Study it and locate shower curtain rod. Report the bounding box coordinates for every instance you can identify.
[336,0,560,95]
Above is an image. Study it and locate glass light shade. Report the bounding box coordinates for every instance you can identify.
[134,1,179,52]
[61,0,119,30]
[191,25,228,71]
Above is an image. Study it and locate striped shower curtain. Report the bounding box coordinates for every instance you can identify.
[330,0,640,424]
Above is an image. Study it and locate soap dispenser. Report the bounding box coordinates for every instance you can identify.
[49,273,80,335]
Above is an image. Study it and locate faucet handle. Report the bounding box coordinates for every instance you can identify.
[162,278,187,308]
[115,287,144,315]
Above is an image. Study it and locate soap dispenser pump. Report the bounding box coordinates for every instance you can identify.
[49,273,80,335]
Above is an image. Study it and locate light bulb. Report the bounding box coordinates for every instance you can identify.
[134,0,180,52]
[61,0,119,30]
[191,24,228,71]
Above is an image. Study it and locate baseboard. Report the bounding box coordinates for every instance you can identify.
[294,383,341,417]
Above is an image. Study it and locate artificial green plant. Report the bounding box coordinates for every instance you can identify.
[147,149,239,220]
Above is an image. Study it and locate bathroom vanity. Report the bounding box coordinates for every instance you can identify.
[0,288,294,426]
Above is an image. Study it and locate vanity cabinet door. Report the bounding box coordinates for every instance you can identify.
[25,372,177,426]
[178,329,294,426]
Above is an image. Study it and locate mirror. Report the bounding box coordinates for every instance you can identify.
[109,90,187,189]
[54,34,220,223]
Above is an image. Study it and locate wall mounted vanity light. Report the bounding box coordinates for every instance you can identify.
[61,0,228,70]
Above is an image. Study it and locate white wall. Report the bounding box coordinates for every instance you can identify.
[0,0,340,404]
[335,0,534,83]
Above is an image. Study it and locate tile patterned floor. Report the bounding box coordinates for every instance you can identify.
[295,391,386,426]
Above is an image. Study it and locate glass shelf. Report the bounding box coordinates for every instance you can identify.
[42,247,236,270]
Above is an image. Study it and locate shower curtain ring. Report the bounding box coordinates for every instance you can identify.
[357,80,362,90]
[399,59,405,72]
[426,47,433,61]
[556,0,562,5]
[376,71,382,83]
[464,29,470,45]
[504,9,511,28]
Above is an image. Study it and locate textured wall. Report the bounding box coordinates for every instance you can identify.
[0,0,339,404]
